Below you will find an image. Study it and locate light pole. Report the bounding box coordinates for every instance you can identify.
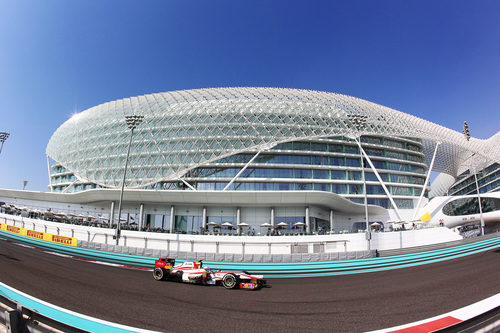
[115,115,144,245]
[0,132,10,155]
[347,113,370,250]
[463,121,485,236]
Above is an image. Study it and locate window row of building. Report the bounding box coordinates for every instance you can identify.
[449,163,500,196]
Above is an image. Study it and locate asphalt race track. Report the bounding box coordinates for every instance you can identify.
[1,238,499,332]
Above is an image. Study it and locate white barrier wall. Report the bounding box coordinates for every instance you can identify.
[0,213,462,254]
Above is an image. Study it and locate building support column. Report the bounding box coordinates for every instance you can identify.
[169,205,175,233]
[474,171,485,236]
[109,201,115,229]
[202,207,207,231]
[329,210,334,232]
[236,207,241,235]
[138,203,144,231]
[270,207,275,232]
[305,206,310,234]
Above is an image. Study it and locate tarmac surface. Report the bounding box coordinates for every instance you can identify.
[1,238,499,332]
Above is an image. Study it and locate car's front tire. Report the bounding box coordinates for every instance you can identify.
[153,267,166,281]
[222,273,238,289]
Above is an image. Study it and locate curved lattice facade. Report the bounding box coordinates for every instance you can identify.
[47,87,500,199]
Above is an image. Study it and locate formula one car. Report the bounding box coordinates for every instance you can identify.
[153,258,266,290]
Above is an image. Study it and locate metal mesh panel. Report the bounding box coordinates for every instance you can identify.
[46,87,499,188]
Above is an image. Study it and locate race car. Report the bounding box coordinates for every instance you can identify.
[153,258,266,290]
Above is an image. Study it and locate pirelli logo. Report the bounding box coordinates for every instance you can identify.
[51,235,73,245]
[27,230,44,240]
[0,222,77,246]
[6,225,21,234]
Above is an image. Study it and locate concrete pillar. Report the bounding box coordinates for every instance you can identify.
[305,206,310,234]
[202,207,207,230]
[236,207,241,235]
[270,207,275,231]
[169,205,175,233]
[330,210,334,232]
[138,203,144,231]
[109,201,115,229]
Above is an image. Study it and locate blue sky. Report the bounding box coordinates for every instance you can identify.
[0,0,499,191]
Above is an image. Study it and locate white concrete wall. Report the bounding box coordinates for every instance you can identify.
[0,213,463,255]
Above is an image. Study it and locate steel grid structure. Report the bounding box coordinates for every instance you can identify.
[46,87,500,189]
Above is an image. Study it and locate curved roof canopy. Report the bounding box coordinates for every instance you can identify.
[46,87,499,189]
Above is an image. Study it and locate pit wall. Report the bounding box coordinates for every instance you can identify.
[0,213,462,254]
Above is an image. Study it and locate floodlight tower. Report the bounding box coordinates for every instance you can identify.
[115,115,144,244]
[347,113,370,250]
[463,121,484,236]
[0,132,10,155]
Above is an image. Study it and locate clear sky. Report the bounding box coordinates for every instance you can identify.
[0,0,499,192]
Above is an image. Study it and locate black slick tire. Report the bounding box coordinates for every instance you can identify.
[222,273,238,289]
[153,267,165,281]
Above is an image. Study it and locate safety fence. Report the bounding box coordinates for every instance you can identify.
[1,227,499,278]
[0,282,158,333]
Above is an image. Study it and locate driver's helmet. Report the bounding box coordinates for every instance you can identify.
[203,266,210,272]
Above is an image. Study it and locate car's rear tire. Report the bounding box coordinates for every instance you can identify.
[153,267,165,281]
[222,273,238,289]
[175,271,184,282]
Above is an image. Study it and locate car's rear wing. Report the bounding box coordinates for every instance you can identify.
[154,258,175,269]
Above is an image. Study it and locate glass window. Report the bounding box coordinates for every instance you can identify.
[365,148,384,157]
[410,165,425,174]
[407,144,422,152]
[311,155,329,165]
[387,162,408,172]
[344,145,359,154]
[346,158,361,167]
[348,171,361,180]
[361,136,382,145]
[366,185,384,194]
[294,155,311,165]
[413,177,425,185]
[349,184,363,194]
[310,142,328,152]
[386,150,406,160]
[372,160,385,169]
[274,168,293,178]
[443,197,500,216]
[331,170,346,179]
[329,157,344,166]
[295,169,312,178]
[314,183,330,191]
[271,155,293,164]
[332,184,347,194]
[278,183,293,191]
[385,139,405,149]
[394,199,414,209]
[215,182,228,190]
[328,144,343,153]
[389,174,411,183]
[274,142,293,150]
[391,186,413,195]
[313,169,329,179]
[368,198,389,208]
[408,154,424,163]
[293,142,310,151]
[295,183,312,190]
